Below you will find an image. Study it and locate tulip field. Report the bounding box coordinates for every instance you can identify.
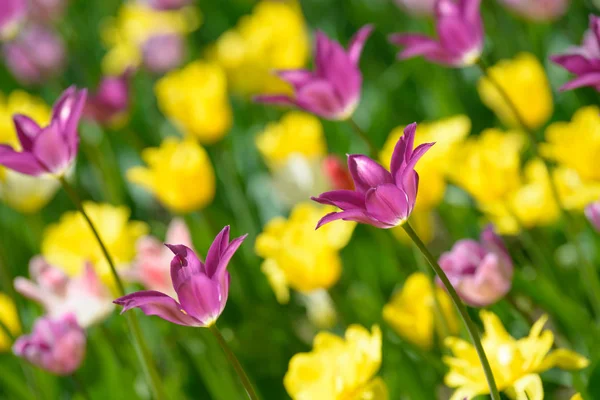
[1,0,600,399]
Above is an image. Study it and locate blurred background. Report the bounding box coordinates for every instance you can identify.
[1,0,600,399]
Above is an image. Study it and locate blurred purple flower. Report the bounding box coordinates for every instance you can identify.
[3,25,66,84]
[114,226,247,327]
[438,226,513,307]
[142,34,185,74]
[311,122,433,229]
[0,0,27,40]
[254,25,373,120]
[0,86,86,177]
[550,15,600,92]
[389,0,484,67]
[499,0,569,22]
[14,257,114,328]
[29,0,68,22]
[13,313,86,376]
[585,200,600,232]
[141,0,191,10]
[395,0,436,16]
[84,72,131,126]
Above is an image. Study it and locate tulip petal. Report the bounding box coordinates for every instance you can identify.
[277,70,314,90]
[311,190,365,210]
[176,274,228,325]
[559,72,600,91]
[296,80,343,118]
[113,290,201,326]
[315,208,375,229]
[459,0,482,30]
[52,87,87,157]
[347,154,393,193]
[389,33,444,60]
[347,24,374,65]
[13,114,42,151]
[0,144,45,175]
[550,54,600,75]
[508,374,543,400]
[213,234,247,279]
[365,184,409,227]
[204,226,230,277]
[538,349,590,371]
[166,244,205,291]
[390,122,417,177]
[32,123,70,174]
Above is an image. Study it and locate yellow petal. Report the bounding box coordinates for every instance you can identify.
[354,377,388,400]
[538,349,590,371]
[506,374,543,400]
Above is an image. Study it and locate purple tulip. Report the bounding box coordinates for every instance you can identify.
[499,0,569,22]
[550,15,600,92]
[438,226,513,307]
[0,86,87,177]
[585,200,600,232]
[3,25,66,85]
[389,0,484,67]
[84,72,130,125]
[142,34,185,74]
[0,0,27,40]
[114,226,247,327]
[141,0,191,10]
[254,25,373,120]
[311,122,433,229]
[13,313,86,376]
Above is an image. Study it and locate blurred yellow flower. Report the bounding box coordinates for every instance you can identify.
[383,272,459,350]
[482,159,560,235]
[542,106,600,182]
[255,202,355,303]
[256,111,327,166]
[155,61,232,143]
[571,394,582,400]
[210,0,309,96]
[451,128,526,205]
[554,166,600,211]
[284,325,388,400]
[41,202,148,286]
[0,293,20,352]
[0,91,59,213]
[381,115,471,212]
[101,3,200,75]
[478,53,553,130]
[127,137,216,214]
[444,310,589,400]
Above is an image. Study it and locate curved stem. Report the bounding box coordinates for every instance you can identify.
[348,118,378,158]
[402,223,501,400]
[58,176,167,400]
[209,324,259,400]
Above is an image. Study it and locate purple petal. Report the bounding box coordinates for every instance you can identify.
[213,234,247,279]
[204,226,231,277]
[277,69,314,90]
[311,189,365,210]
[401,170,419,210]
[560,72,600,91]
[347,154,393,193]
[51,87,87,158]
[347,25,374,65]
[459,0,482,30]
[13,114,42,151]
[365,184,410,227]
[177,274,228,325]
[390,122,417,177]
[296,80,344,118]
[166,244,205,291]
[315,208,376,229]
[314,30,335,76]
[397,142,434,184]
[113,290,201,326]
[550,54,599,75]
[32,123,71,174]
[0,144,45,175]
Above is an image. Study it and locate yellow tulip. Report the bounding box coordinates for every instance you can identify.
[380,115,471,212]
[0,91,59,213]
[478,53,553,130]
[451,128,526,205]
[41,202,148,286]
[444,310,589,400]
[284,325,388,400]
[0,293,20,352]
[255,202,355,303]
[383,272,459,350]
[155,61,232,143]
[554,166,600,211]
[542,106,600,182]
[127,137,216,214]
[210,0,309,96]
[101,3,200,75]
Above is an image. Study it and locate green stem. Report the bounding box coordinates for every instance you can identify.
[70,374,91,400]
[402,223,501,400]
[348,118,378,158]
[57,176,167,400]
[208,324,259,400]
